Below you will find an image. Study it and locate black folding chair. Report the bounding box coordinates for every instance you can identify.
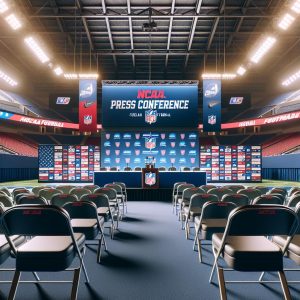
[287,194,300,208]
[113,182,128,213]
[51,194,78,207]
[2,205,89,300]
[252,194,284,205]
[16,194,48,205]
[210,205,298,300]
[0,194,14,207]
[172,182,186,213]
[221,194,250,206]
[63,201,107,263]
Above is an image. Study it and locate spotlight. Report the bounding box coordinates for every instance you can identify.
[202,73,237,80]
[291,0,300,14]
[278,13,295,30]
[5,14,22,30]
[282,70,300,86]
[0,0,8,14]
[24,36,50,64]
[250,36,276,64]
[236,66,246,76]
[54,66,63,76]
[0,69,18,86]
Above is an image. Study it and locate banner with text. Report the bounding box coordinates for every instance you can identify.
[79,79,97,132]
[102,84,198,127]
[203,79,221,132]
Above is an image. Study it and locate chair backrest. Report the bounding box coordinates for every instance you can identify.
[95,187,117,201]
[225,185,245,193]
[124,167,132,171]
[17,195,48,205]
[200,185,217,192]
[63,201,98,219]
[177,184,195,195]
[193,167,200,171]
[254,186,270,195]
[182,167,191,171]
[84,185,100,193]
[39,188,62,201]
[0,195,13,207]
[168,166,177,171]
[110,167,118,171]
[104,184,122,194]
[201,201,237,219]
[182,187,205,202]
[2,205,73,236]
[207,188,233,200]
[269,187,288,197]
[70,188,91,200]
[100,167,107,171]
[190,193,218,208]
[81,193,110,208]
[32,186,48,196]
[13,188,30,199]
[158,167,166,171]
[289,187,300,197]
[173,182,186,194]
[56,185,76,194]
[113,182,126,192]
[252,194,284,205]
[221,193,250,206]
[134,167,142,171]
[237,188,262,202]
[15,192,35,204]
[288,194,300,208]
[225,205,298,237]
[51,194,78,207]
[0,187,11,197]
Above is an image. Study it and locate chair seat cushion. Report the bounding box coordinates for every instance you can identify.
[213,233,283,271]
[16,233,85,271]
[199,219,228,240]
[71,219,102,240]
[273,235,300,265]
[0,235,25,264]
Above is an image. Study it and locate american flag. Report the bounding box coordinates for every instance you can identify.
[39,145,54,169]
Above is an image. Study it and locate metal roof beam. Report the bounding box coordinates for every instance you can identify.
[165,0,176,70]
[127,0,135,70]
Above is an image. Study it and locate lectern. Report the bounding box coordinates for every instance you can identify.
[142,156,159,189]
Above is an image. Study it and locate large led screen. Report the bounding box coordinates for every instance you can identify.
[101,132,199,170]
[200,145,261,182]
[39,145,100,182]
[102,84,198,127]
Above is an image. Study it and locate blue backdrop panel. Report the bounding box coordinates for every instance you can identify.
[101,131,199,170]
[102,84,198,127]
[262,154,300,168]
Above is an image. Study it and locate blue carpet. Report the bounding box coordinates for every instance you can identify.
[0,201,300,299]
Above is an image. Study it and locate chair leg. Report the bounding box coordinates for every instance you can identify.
[33,272,40,281]
[8,270,21,300]
[97,239,102,264]
[80,247,90,283]
[70,267,81,300]
[217,267,227,300]
[185,221,190,239]
[197,237,202,263]
[278,271,292,300]
[259,271,265,282]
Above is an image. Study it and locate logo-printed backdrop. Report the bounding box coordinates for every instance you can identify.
[101,132,199,169]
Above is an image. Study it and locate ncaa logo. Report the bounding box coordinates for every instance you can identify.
[145,110,158,124]
[208,115,217,125]
[83,115,92,125]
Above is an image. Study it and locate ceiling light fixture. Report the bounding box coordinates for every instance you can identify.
[291,0,300,14]
[24,36,50,64]
[278,13,295,30]
[250,36,276,64]
[64,73,99,80]
[0,0,8,14]
[202,73,237,80]
[0,69,18,86]
[5,14,22,30]
[64,73,78,80]
[54,66,63,76]
[282,70,300,86]
[236,66,246,76]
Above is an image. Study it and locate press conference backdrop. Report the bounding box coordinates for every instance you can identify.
[102,83,198,127]
[38,145,100,182]
[101,132,199,169]
[200,145,261,182]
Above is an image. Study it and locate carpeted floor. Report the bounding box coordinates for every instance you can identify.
[1,201,300,299]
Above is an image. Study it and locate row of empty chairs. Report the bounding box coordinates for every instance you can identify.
[0,182,128,299]
[172,182,300,300]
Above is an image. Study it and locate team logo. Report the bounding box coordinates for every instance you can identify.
[190,142,195,148]
[161,133,166,140]
[83,115,92,125]
[180,134,185,140]
[171,142,176,148]
[115,158,120,163]
[135,149,140,156]
[115,150,120,156]
[208,115,217,125]
[125,142,131,148]
[125,158,131,164]
[135,133,140,140]
[229,97,243,105]
[115,142,120,148]
[145,173,156,186]
[170,158,176,164]
[56,97,70,105]
[80,83,93,97]
[83,100,94,108]
[180,150,185,155]
[204,83,219,98]
[161,150,166,156]
[208,101,219,108]
[105,133,110,139]
[190,158,196,164]
[105,150,110,156]
[145,110,158,124]
[145,137,156,150]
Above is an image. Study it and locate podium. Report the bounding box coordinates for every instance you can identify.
[142,167,159,189]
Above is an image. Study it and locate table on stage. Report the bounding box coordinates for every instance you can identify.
[94,171,206,188]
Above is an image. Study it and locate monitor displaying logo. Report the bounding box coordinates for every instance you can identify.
[145,172,156,186]
[145,110,158,124]
[56,97,70,105]
[145,137,156,150]
[208,115,216,125]
[229,97,244,105]
[84,115,92,125]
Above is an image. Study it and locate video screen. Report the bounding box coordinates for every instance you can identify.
[39,145,100,182]
[49,94,77,111]
[101,131,199,170]
[200,145,261,182]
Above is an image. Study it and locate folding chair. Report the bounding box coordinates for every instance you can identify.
[168,166,177,171]
[194,201,237,263]
[207,188,234,201]
[287,194,300,208]
[56,185,76,194]
[200,185,217,193]
[51,194,78,207]
[0,195,14,207]
[70,188,91,201]
[12,189,30,202]
[269,187,288,198]
[31,186,48,196]
[113,182,128,213]
[183,193,218,239]
[84,185,100,193]
[225,185,245,193]
[254,186,270,195]
[174,184,195,216]
[39,188,62,201]
[81,193,116,239]
[252,194,284,205]
[104,184,126,217]
[63,201,107,263]
[221,194,250,206]
[2,205,90,300]
[158,167,166,171]
[0,187,11,197]
[172,182,186,213]
[16,195,48,205]
[237,188,262,203]
[289,187,300,197]
[124,167,132,171]
[210,205,298,300]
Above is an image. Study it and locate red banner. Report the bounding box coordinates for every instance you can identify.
[79,79,97,132]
